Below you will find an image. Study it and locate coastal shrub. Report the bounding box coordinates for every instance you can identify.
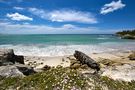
[116,30,135,36]
[0,67,86,90]
[0,67,135,90]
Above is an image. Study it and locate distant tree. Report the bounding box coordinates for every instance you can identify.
[116,29,135,36]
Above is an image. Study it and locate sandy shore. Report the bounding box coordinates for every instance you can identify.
[24,51,135,68]
[23,51,135,81]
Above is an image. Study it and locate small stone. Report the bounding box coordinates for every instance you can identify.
[33,61,36,63]
[62,58,65,62]
[42,65,51,71]
[70,63,81,69]
[41,62,43,64]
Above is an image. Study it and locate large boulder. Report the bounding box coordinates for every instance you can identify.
[0,49,15,65]
[0,49,24,65]
[0,49,35,77]
[74,51,100,71]
[0,65,24,77]
[0,64,36,77]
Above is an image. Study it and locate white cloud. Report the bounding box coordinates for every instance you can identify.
[0,22,119,34]
[6,13,33,21]
[28,8,97,24]
[13,7,24,10]
[100,0,126,15]
[62,24,77,29]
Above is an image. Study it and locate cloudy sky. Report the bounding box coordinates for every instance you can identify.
[0,0,134,34]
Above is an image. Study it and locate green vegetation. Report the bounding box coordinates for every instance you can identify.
[0,66,86,90]
[86,75,135,90]
[116,30,135,36]
[116,30,135,39]
[0,66,135,90]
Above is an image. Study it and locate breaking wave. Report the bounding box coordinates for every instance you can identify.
[0,42,135,56]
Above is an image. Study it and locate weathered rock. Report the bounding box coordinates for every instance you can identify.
[74,50,100,71]
[0,65,24,77]
[121,34,135,39]
[128,52,135,60]
[80,64,88,69]
[0,49,15,65]
[16,64,36,76]
[0,49,24,65]
[14,55,24,64]
[101,64,135,81]
[70,63,81,69]
[0,64,36,77]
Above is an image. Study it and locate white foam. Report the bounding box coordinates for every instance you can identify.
[0,42,135,56]
[0,44,112,56]
[97,38,108,40]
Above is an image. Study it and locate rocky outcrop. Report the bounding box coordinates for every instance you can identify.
[116,30,135,40]
[74,51,100,71]
[0,65,24,77]
[0,49,35,77]
[0,64,35,77]
[101,64,135,81]
[0,49,24,65]
[0,49,15,65]
[121,34,135,39]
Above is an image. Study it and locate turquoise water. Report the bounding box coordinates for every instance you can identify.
[0,34,135,56]
[0,34,132,44]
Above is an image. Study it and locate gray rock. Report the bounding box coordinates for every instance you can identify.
[14,55,24,64]
[74,50,100,71]
[121,34,135,39]
[0,49,24,65]
[16,64,36,75]
[0,49,15,65]
[0,64,36,77]
[0,65,24,77]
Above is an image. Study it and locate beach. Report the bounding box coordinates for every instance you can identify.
[1,34,135,89]
[21,50,135,81]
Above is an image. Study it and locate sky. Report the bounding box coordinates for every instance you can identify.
[0,0,135,34]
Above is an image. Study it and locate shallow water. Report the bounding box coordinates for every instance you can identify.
[0,34,135,56]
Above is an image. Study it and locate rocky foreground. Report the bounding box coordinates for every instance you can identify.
[0,49,135,90]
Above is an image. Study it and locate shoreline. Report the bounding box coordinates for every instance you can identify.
[1,48,135,89]
[22,50,135,81]
[1,48,135,81]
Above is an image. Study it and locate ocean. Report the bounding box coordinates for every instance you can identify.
[0,34,135,56]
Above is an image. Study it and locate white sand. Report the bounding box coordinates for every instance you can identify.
[24,51,135,81]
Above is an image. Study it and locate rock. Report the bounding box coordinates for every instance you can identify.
[42,65,51,71]
[81,68,97,75]
[14,55,24,64]
[0,64,36,77]
[0,49,15,65]
[80,64,88,69]
[98,59,115,66]
[16,64,36,76]
[0,49,35,77]
[70,60,80,66]
[101,64,135,81]
[121,34,135,39]
[128,52,135,60]
[0,49,24,65]
[70,63,81,69]
[74,51,100,71]
[0,65,24,77]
